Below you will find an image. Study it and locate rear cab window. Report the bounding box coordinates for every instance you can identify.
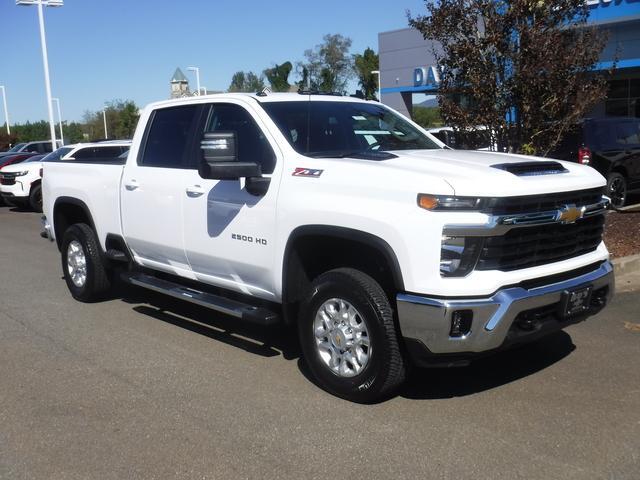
[139,105,200,168]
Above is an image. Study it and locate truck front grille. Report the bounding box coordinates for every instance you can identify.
[476,214,605,271]
[485,187,604,215]
[0,176,16,186]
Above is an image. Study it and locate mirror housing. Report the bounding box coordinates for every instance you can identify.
[199,132,262,180]
[201,131,237,163]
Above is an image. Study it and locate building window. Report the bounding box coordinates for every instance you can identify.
[605,79,640,118]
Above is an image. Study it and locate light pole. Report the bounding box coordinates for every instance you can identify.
[16,0,63,152]
[371,70,381,101]
[187,66,201,96]
[0,85,10,135]
[52,97,63,144]
[102,107,108,139]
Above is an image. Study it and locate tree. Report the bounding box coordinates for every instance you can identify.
[412,106,444,128]
[353,47,379,100]
[228,71,265,93]
[81,100,140,141]
[408,0,611,155]
[264,62,293,92]
[297,34,353,93]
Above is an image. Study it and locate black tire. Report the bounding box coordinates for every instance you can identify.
[60,223,111,302]
[607,172,627,209]
[298,268,406,403]
[29,183,42,212]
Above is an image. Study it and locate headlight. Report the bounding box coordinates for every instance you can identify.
[14,171,29,177]
[440,236,483,277]
[417,194,484,211]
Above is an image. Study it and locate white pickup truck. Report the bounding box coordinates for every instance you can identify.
[42,92,614,402]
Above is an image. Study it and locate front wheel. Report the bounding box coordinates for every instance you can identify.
[61,223,111,302]
[607,172,627,209]
[298,268,406,403]
[29,183,42,212]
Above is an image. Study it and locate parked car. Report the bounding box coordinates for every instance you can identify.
[0,140,63,158]
[547,117,640,208]
[42,92,613,402]
[0,142,130,212]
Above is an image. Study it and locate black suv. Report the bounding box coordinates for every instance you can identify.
[548,117,640,208]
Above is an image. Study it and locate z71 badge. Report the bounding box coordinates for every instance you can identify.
[292,168,323,178]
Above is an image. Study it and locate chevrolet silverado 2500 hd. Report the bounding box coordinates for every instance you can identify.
[41,92,614,402]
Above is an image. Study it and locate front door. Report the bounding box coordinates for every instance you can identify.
[182,101,281,300]
[121,104,202,278]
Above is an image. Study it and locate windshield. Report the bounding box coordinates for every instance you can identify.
[8,143,26,152]
[42,147,73,162]
[261,101,441,158]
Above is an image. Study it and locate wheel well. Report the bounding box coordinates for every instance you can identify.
[609,165,628,179]
[282,227,404,324]
[53,199,95,250]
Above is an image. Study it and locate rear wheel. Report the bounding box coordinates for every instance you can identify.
[61,223,111,302]
[607,172,627,209]
[298,268,406,403]
[29,183,42,212]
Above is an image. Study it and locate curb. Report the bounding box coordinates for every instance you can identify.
[612,254,640,277]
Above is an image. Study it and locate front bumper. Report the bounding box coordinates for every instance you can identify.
[396,261,614,366]
[0,181,27,198]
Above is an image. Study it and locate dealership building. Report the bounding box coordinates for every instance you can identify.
[379,0,640,119]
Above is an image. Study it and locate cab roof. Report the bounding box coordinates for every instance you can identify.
[145,91,376,111]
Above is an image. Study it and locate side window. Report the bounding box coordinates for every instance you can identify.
[141,105,199,168]
[25,143,40,153]
[42,143,53,153]
[204,103,276,174]
[95,146,125,158]
[73,147,95,160]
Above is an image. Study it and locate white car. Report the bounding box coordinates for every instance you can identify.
[42,93,613,402]
[0,142,130,212]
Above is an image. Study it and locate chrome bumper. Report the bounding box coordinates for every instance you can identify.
[396,261,614,355]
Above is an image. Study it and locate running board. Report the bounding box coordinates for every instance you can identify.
[121,273,280,326]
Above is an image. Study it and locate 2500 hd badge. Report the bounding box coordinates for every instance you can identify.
[231,233,267,245]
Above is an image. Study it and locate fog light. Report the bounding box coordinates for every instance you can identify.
[440,236,483,277]
[450,310,473,337]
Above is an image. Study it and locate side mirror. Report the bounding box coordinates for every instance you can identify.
[199,132,261,180]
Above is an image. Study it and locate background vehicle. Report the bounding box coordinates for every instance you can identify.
[0,140,63,158]
[0,152,40,205]
[42,93,614,402]
[547,117,640,208]
[428,126,495,150]
[0,142,130,212]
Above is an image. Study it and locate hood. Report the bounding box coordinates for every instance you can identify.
[0,161,41,174]
[381,149,605,197]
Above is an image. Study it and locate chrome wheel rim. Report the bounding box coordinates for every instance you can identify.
[609,177,626,208]
[67,240,87,288]
[313,298,371,378]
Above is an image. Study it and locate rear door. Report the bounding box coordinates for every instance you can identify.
[120,104,202,277]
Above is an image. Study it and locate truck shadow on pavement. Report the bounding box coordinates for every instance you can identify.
[119,286,301,361]
[118,285,576,400]
[401,331,575,400]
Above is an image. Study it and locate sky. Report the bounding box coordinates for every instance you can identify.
[0,0,428,125]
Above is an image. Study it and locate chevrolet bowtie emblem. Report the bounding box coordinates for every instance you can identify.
[557,204,584,224]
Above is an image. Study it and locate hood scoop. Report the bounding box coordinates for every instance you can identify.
[491,161,568,176]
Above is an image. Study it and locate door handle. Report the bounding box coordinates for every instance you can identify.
[186,185,205,197]
[124,179,139,191]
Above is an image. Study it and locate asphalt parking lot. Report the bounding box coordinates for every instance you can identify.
[0,205,638,480]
